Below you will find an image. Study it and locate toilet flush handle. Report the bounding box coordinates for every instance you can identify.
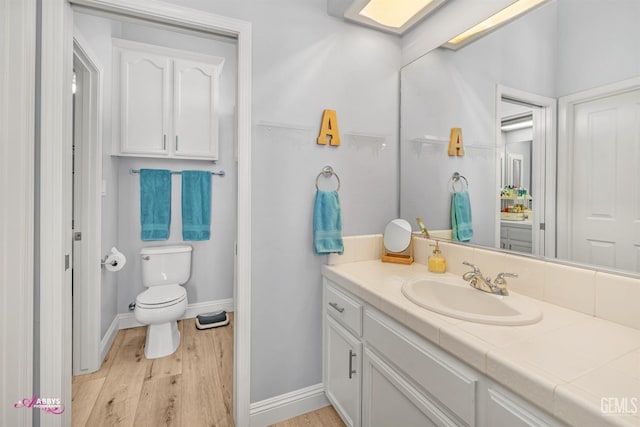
[142,255,150,261]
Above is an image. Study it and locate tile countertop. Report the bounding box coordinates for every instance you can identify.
[322,260,640,427]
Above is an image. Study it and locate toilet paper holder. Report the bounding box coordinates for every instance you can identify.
[100,257,119,267]
[101,247,127,270]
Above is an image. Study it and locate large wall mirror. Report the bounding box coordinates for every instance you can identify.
[400,0,640,276]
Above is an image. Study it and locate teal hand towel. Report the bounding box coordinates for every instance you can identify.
[314,190,344,255]
[451,191,473,242]
[140,169,171,241]
[182,170,212,241]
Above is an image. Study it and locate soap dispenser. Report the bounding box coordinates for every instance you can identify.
[428,241,447,273]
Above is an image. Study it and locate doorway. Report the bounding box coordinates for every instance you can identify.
[495,86,557,258]
[39,2,252,425]
[72,37,103,376]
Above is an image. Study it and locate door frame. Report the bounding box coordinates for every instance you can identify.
[0,1,36,426]
[40,1,252,425]
[495,85,556,257]
[557,76,640,261]
[72,30,103,375]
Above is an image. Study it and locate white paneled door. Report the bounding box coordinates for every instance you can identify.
[568,86,640,272]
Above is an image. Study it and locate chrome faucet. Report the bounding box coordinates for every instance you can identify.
[462,261,517,296]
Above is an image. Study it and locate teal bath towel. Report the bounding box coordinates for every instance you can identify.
[140,169,171,241]
[182,170,212,241]
[314,190,344,255]
[452,191,473,242]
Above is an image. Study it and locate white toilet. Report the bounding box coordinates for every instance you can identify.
[135,244,191,359]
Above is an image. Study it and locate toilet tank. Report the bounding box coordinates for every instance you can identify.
[140,245,192,287]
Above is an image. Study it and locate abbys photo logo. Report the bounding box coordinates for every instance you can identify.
[601,397,638,416]
[14,395,65,415]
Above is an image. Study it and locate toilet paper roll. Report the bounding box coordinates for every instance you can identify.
[104,247,127,272]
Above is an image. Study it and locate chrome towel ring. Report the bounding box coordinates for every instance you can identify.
[315,165,341,191]
[450,172,468,193]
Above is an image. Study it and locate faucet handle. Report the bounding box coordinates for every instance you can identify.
[462,261,479,273]
[494,272,518,284]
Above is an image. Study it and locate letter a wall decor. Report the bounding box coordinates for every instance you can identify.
[448,127,464,156]
[317,109,341,146]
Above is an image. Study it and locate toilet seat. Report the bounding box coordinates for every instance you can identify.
[136,285,186,309]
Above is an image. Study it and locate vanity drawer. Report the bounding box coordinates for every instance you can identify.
[364,309,477,426]
[508,226,532,243]
[325,281,363,337]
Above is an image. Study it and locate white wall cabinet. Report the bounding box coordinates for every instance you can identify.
[323,278,564,427]
[113,39,224,160]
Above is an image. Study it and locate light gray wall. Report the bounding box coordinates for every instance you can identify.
[400,1,557,247]
[74,12,121,339]
[166,0,401,402]
[556,0,640,96]
[80,0,400,403]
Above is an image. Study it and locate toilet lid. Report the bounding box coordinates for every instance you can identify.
[137,285,186,307]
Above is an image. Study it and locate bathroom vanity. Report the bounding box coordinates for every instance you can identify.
[322,240,640,427]
[323,274,560,427]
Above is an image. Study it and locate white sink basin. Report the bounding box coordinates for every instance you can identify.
[401,278,542,325]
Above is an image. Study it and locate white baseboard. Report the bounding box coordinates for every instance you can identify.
[100,315,120,362]
[118,298,234,330]
[249,383,329,427]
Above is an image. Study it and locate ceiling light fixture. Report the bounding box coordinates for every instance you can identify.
[359,0,434,28]
[344,0,448,35]
[443,0,548,50]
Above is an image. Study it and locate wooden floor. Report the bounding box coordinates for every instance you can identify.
[73,315,234,427]
[72,313,344,427]
[271,405,345,427]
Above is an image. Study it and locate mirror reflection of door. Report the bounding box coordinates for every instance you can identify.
[499,100,537,255]
[558,82,640,272]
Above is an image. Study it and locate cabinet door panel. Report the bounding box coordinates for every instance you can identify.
[173,59,218,159]
[326,317,361,427]
[364,310,477,425]
[362,349,458,427]
[120,50,170,155]
[486,388,557,427]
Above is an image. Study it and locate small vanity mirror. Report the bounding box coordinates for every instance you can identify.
[382,219,414,264]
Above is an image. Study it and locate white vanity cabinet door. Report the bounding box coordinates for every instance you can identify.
[326,316,362,427]
[173,59,219,159]
[364,309,477,426]
[119,49,170,156]
[485,387,562,427]
[362,348,459,427]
